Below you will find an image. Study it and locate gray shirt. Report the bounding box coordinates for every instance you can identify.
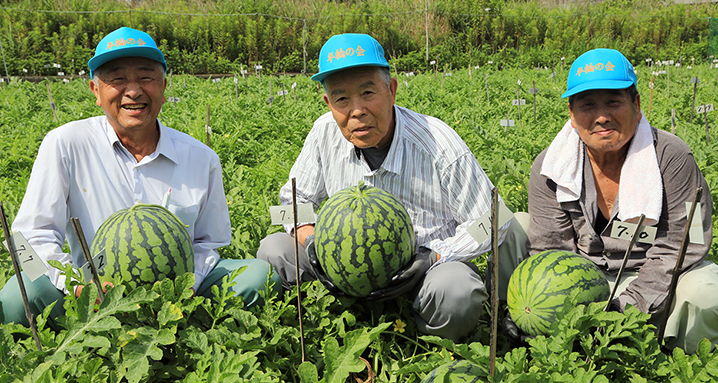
[527,127,712,313]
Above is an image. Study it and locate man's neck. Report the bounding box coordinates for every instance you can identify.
[114,121,160,162]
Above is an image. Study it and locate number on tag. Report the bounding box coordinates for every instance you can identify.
[3,232,48,281]
[269,204,315,225]
[466,201,515,244]
[609,222,657,244]
[80,248,107,283]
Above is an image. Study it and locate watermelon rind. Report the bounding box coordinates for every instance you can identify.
[420,360,487,383]
[507,249,610,337]
[90,203,194,289]
[314,182,415,297]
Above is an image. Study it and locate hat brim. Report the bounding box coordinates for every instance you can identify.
[561,79,635,98]
[311,62,390,83]
[88,46,167,76]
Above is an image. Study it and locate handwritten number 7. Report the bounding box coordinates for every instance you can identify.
[478,222,488,236]
[617,225,628,237]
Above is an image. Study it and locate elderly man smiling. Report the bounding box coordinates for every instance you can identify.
[257,33,528,343]
[525,48,718,353]
[0,27,280,329]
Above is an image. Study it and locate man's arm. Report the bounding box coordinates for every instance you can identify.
[190,155,232,291]
[11,130,73,292]
[617,138,712,313]
[428,153,510,264]
[526,149,578,255]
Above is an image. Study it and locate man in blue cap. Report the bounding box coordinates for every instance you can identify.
[0,27,281,329]
[524,48,718,352]
[257,33,528,342]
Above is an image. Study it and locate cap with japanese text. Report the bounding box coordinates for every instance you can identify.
[311,33,390,83]
[562,48,637,98]
[88,27,167,78]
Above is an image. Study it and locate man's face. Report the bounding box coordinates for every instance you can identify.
[569,89,641,155]
[90,56,166,136]
[322,67,398,149]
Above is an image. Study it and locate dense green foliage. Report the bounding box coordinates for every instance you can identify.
[419,360,485,382]
[91,204,194,290]
[0,0,716,75]
[507,250,610,337]
[1,61,718,380]
[315,182,415,297]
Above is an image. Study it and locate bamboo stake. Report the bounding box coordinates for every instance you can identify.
[0,202,42,351]
[604,214,645,311]
[205,105,211,147]
[489,188,499,377]
[291,178,306,362]
[70,217,104,303]
[46,82,57,122]
[657,187,702,345]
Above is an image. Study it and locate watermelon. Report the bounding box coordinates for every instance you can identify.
[420,360,486,383]
[507,249,610,337]
[90,204,194,289]
[314,181,415,297]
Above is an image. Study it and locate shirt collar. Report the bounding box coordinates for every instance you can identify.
[103,117,179,165]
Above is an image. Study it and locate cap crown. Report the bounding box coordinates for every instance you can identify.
[562,48,637,98]
[311,33,390,82]
[88,27,167,78]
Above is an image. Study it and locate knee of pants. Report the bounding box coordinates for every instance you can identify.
[415,263,488,321]
[256,232,292,263]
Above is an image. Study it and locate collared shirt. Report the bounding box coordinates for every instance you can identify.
[280,105,509,265]
[528,127,712,313]
[12,116,230,292]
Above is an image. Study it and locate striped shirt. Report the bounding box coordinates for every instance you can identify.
[280,105,509,266]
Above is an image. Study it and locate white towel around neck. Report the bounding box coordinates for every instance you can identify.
[540,114,662,226]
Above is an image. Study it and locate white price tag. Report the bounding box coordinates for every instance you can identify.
[78,70,85,75]
[430,60,436,65]
[277,90,289,96]
[255,65,263,70]
[234,77,238,84]
[212,78,221,83]
[241,70,248,75]
[292,82,297,89]
[3,232,48,281]
[686,202,704,245]
[466,201,514,245]
[446,72,452,77]
[205,125,212,134]
[488,61,493,64]
[269,204,315,225]
[474,66,480,69]
[706,103,714,112]
[80,248,107,283]
[512,99,526,106]
[58,71,65,76]
[168,97,180,103]
[500,119,515,127]
[696,105,705,114]
[609,221,657,244]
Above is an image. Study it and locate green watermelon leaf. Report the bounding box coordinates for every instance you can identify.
[322,322,391,383]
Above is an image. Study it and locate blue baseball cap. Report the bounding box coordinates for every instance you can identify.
[88,27,167,78]
[562,48,637,98]
[311,33,390,82]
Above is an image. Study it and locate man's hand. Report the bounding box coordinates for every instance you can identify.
[295,225,315,247]
[75,281,114,305]
[366,246,436,302]
[305,235,344,295]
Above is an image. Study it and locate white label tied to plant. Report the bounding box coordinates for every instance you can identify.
[3,231,47,281]
[241,70,248,75]
[500,119,515,127]
[609,221,657,244]
[466,201,514,244]
[212,78,221,83]
[80,248,107,283]
[292,82,297,89]
[430,60,436,65]
[277,90,289,96]
[269,204,315,225]
[512,99,526,106]
[168,97,180,103]
[686,202,704,245]
[255,65,263,70]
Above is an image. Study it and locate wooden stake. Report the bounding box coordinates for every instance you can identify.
[291,178,307,362]
[690,79,699,123]
[532,80,537,123]
[648,77,654,117]
[489,188,500,377]
[46,82,57,122]
[485,74,490,107]
[671,108,676,135]
[205,105,211,147]
[704,105,710,144]
[70,217,104,303]
[604,214,645,311]
[657,187,702,345]
[0,202,42,351]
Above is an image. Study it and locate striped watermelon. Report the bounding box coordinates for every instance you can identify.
[314,182,415,297]
[507,249,610,337]
[90,204,194,289]
[420,360,486,383]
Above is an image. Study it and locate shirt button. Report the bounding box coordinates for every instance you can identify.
[135,199,142,204]
[605,252,611,257]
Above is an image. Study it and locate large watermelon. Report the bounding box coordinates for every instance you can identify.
[507,250,610,337]
[420,360,486,383]
[90,204,194,289]
[314,182,415,297]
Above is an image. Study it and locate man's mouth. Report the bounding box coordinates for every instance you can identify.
[123,103,147,110]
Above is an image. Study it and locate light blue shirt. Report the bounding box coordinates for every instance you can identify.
[12,116,230,292]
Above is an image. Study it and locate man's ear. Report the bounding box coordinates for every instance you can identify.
[89,79,102,107]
